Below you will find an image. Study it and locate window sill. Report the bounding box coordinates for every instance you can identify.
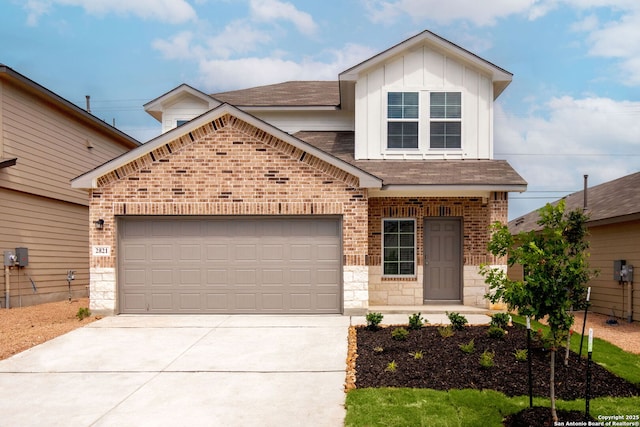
[381,276,418,282]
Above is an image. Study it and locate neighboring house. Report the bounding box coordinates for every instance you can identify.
[509,172,640,322]
[72,30,527,315]
[0,65,140,308]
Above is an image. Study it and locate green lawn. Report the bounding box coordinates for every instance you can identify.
[345,317,640,427]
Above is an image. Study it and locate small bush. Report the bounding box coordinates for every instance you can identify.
[490,312,510,329]
[409,350,423,360]
[487,326,506,339]
[479,350,495,369]
[76,307,91,321]
[385,360,397,372]
[447,312,468,331]
[391,327,409,341]
[459,339,475,354]
[408,313,426,330]
[514,349,528,362]
[366,312,383,331]
[438,325,454,338]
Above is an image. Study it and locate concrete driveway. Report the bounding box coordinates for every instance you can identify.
[0,315,351,427]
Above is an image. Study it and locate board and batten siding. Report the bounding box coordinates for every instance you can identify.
[0,189,90,306]
[161,95,214,134]
[354,44,493,160]
[0,80,132,206]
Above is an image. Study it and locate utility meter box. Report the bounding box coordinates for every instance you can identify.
[3,251,15,267]
[614,259,633,282]
[15,247,28,267]
[614,260,626,280]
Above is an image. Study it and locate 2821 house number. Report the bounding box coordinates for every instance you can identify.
[92,246,111,257]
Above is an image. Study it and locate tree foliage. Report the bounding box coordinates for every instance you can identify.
[482,200,592,335]
[480,200,595,421]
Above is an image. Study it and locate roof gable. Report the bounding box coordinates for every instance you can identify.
[72,103,381,189]
[144,83,220,122]
[339,29,512,99]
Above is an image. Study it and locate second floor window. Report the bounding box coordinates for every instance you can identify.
[430,92,461,149]
[387,92,419,149]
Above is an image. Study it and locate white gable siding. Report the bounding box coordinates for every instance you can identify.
[161,95,215,134]
[354,45,494,160]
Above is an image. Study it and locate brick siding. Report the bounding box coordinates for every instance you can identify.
[88,114,368,313]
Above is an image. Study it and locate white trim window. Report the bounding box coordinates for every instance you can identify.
[430,92,461,149]
[387,92,419,149]
[383,219,416,276]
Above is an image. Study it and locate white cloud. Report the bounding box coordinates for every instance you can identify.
[24,0,196,25]
[204,20,273,59]
[364,0,535,26]
[196,43,376,91]
[249,0,317,35]
[495,97,640,218]
[152,31,201,60]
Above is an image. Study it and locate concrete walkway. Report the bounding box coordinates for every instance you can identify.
[0,315,351,427]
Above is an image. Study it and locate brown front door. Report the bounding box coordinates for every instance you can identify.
[423,218,462,301]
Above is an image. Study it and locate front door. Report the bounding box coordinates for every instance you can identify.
[423,218,462,301]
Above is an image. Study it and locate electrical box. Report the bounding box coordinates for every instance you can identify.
[614,260,633,282]
[3,251,16,267]
[614,260,626,281]
[15,247,28,267]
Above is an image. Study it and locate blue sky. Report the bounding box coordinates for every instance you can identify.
[2,0,640,220]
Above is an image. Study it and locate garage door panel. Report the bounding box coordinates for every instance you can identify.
[122,293,146,312]
[178,269,201,285]
[151,269,173,285]
[179,245,201,261]
[206,269,228,285]
[179,293,201,310]
[262,293,284,310]
[206,245,228,261]
[123,269,146,286]
[151,245,172,261]
[151,293,173,310]
[123,245,146,262]
[119,217,341,314]
[236,245,257,260]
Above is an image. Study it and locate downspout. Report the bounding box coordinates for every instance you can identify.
[583,175,588,211]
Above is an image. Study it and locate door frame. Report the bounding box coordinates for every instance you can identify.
[422,217,463,303]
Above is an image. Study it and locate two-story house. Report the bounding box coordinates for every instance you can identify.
[1,65,140,308]
[72,30,527,315]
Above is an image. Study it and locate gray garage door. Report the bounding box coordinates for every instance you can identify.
[118,216,342,314]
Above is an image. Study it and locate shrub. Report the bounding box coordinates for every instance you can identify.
[490,312,510,329]
[459,339,475,354]
[366,312,383,331]
[408,312,426,330]
[438,325,454,338]
[479,350,495,369]
[487,326,506,339]
[76,307,91,321]
[391,327,409,341]
[409,351,423,360]
[447,311,468,331]
[385,360,397,372]
[514,349,528,362]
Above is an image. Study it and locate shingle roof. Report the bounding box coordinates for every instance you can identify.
[509,171,640,232]
[294,131,527,187]
[212,81,340,107]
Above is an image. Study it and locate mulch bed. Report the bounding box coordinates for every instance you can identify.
[354,324,639,426]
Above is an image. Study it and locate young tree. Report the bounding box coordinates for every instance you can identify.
[480,200,593,422]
